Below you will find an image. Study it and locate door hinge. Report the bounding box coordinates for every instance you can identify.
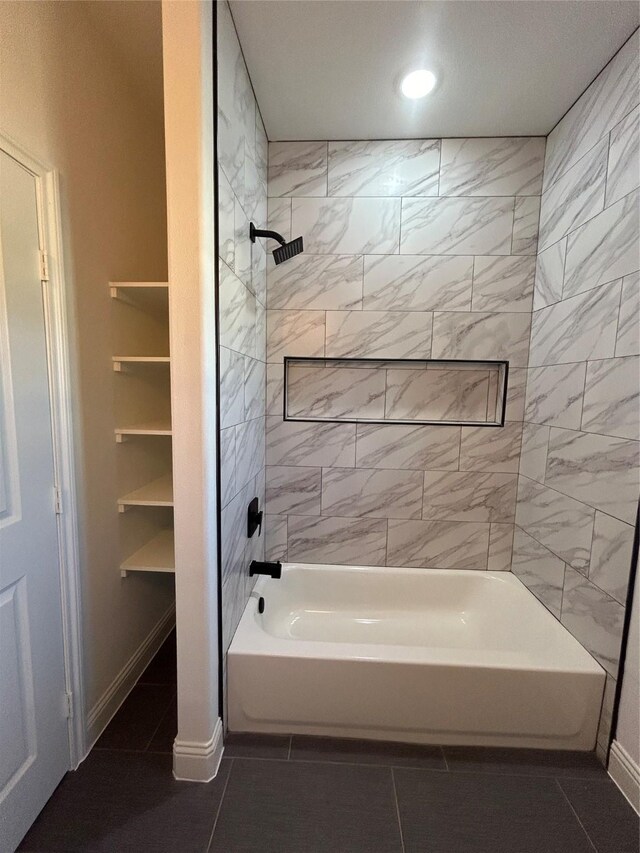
[54,486,63,515]
[39,250,49,281]
[65,692,74,719]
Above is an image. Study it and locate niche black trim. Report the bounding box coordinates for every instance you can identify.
[282,356,509,428]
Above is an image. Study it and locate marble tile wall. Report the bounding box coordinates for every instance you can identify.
[265,134,546,571]
[217,10,637,756]
[217,2,267,663]
[513,30,639,759]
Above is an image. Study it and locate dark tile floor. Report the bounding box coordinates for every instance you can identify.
[19,631,639,853]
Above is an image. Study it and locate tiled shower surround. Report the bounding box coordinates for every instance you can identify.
[513,31,639,757]
[218,4,638,757]
[264,136,545,570]
[217,1,267,656]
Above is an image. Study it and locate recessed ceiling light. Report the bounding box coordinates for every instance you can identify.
[400,69,437,99]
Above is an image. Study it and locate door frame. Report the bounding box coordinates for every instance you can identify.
[0,132,85,767]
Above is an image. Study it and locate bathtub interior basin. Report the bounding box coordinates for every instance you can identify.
[228,563,605,750]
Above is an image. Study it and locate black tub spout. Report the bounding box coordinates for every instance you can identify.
[249,560,282,579]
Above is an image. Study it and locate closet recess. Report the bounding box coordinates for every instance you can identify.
[111,281,175,577]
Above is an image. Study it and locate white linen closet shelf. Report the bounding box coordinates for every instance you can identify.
[111,281,175,577]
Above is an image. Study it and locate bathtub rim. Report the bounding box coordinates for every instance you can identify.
[229,563,605,678]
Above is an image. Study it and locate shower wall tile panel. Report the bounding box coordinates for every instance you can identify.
[266,417,356,468]
[421,472,518,523]
[544,428,639,525]
[528,282,622,367]
[615,272,640,357]
[268,141,328,197]
[325,311,433,359]
[431,311,531,366]
[400,196,515,256]
[487,523,515,572]
[514,32,639,751]
[581,356,640,440]
[459,423,523,473]
[354,424,461,471]
[384,366,493,423]
[266,309,326,362]
[267,254,364,310]
[519,422,550,483]
[292,197,401,254]
[560,567,625,678]
[605,105,640,207]
[533,240,566,311]
[511,527,565,618]
[362,254,473,312]
[287,364,387,420]
[542,31,639,191]
[266,465,322,517]
[386,519,490,570]
[218,2,268,659]
[287,515,388,566]
[588,512,636,605]
[328,139,441,197]
[267,133,545,569]
[524,363,587,429]
[439,137,545,197]
[511,196,541,255]
[471,255,535,312]
[515,476,595,572]
[562,188,640,298]
[537,137,608,251]
[321,467,424,520]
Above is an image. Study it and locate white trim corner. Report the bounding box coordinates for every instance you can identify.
[609,740,640,815]
[173,718,224,782]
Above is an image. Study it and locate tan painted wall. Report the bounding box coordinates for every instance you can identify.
[0,1,174,717]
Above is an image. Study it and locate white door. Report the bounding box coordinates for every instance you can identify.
[0,150,70,851]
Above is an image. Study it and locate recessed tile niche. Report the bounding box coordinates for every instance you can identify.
[283,357,509,427]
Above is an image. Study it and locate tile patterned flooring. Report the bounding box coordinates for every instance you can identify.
[19,632,639,852]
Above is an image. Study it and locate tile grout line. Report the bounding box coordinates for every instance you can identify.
[222,752,607,781]
[143,696,176,753]
[603,126,613,210]
[391,768,407,853]
[554,778,598,852]
[206,758,235,853]
[612,273,626,359]
[440,746,449,771]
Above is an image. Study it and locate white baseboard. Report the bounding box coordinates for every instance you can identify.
[173,717,224,782]
[609,740,640,815]
[86,603,176,752]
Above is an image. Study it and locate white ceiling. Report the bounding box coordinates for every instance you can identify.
[229,0,639,140]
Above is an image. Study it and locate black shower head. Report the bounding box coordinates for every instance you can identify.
[250,222,304,265]
[272,235,304,265]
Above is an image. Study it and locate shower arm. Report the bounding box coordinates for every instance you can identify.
[249,222,286,246]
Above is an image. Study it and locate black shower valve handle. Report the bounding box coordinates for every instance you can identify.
[247,496,263,538]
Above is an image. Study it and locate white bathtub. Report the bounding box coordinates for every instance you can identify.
[228,563,605,750]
